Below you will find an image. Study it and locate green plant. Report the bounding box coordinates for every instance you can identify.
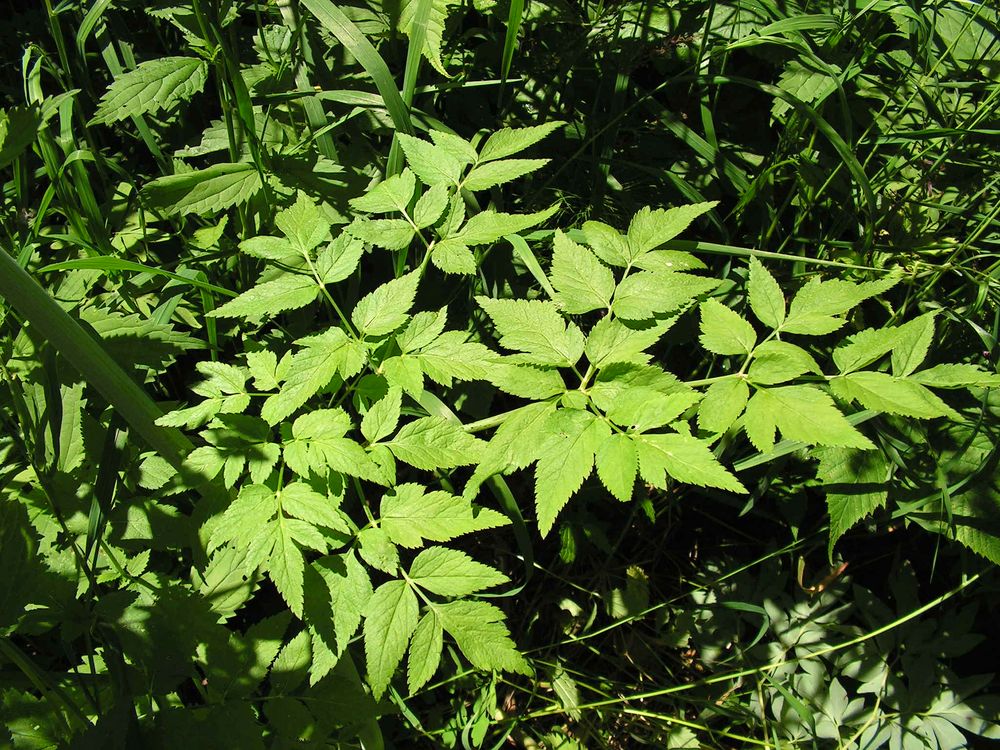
[2,0,999,746]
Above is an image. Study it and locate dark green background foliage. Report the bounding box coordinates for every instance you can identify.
[1,0,999,747]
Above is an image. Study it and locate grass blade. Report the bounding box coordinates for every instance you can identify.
[299,0,413,143]
[0,247,192,469]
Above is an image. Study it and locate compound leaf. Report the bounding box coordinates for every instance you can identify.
[408,547,509,597]
[364,580,419,699]
[93,55,207,124]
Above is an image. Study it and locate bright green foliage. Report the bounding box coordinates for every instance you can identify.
[91,56,207,124]
[283,409,384,483]
[433,601,531,675]
[6,18,1000,739]
[379,484,509,547]
[699,299,757,355]
[210,274,318,320]
[260,328,364,424]
[478,122,563,161]
[407,547,509,596]
[744,385,874,453]
[364,580,419,699]
[352,271,421,337]
[534,409,612,536]
[143,162,263,215]
[634,433,746,494]
[550,231,615,313]
[817,447,889,553]
[208,482,345,616]
[747,257,786,328]
[476,297,585,367]
[698,378,750,434]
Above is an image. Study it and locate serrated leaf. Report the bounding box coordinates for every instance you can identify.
[632,249,706,273]
[432,240,477,274]
[408,547,509,596]
[747,257,785,328]
[430,130,478,164]
[549,231,615,314]
[352,270,421,336]
[276,192,332,254]
[240,235,295,260]
[534,410,612,536]
[470,401,557,486]
[697,377,750,434]
[350,169,417,214]
[261,328,356,425]
[346,218,415,251]
[830,372,956,419]
[387,417,485,470]
[478,122,562,162]
[317,234,364,283]
[383,355,425,396]
[451,206,557,246]
[833,313,937,374]
[435,600,530,675]
[891,312,936,376]
[143,162,262,216]
[634,433,746,494]
[699,299,756,355]
[0,106,41,170]
[357,527,399,574]
[407,612,443,694]
[747,341,822,385]
[284,408,381,482]
[269,517,306,617]
[911,364,1000,389]
[476,297,584,367]
[816,447,889,554]
[364,580,419,699]
[280,481,347,533]
[413,183,450,228]
[380,484,510,548]
[209,484,277,552]
[484,361,566,400]
[246,350,283,391]
[398,0,450,74]
[92,55,207,124]
[463,158,548,191]
[612,272,717,320]
[782,275,899,324]
[582,220,630,267]
[397,132,464,185]
[744,385,874,452]
[584,317,673,368]
[607,388,700,432]
[314,552,372,654]
[595,433,638,502]
[397,309,448,353]
[625,203,717,258]
[362,387,402,443]
[416,332,493,385]
[209,274,318,319]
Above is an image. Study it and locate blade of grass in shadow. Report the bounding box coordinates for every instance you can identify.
[396,0,433,176]
[300,0,413,179]
[0,247,192,469]
[703,74,876,247]
[276,0,340,161]
[498,0,524,99]
[507,234,557,299]
[38,257,237,297]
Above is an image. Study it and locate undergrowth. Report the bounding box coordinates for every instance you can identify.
[1,0,999,747]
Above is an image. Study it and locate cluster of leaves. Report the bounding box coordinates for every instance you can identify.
[1,0,999,747]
